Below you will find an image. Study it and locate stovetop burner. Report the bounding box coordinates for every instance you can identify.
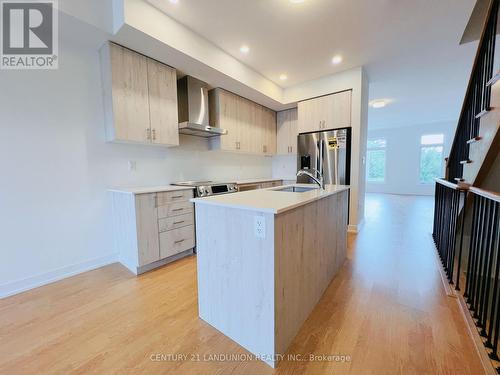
[172,181,238,197]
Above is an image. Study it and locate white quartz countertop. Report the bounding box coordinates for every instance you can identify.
[235,178,285,185]
[191,184,350,214]
[108,185,195,195]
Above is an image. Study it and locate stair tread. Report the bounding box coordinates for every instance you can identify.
[475,108,491,119]
[466,136,482,144]
[486,70,500,87]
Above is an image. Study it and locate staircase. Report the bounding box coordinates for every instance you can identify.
[447,0,500,185]
[433,1,500,373]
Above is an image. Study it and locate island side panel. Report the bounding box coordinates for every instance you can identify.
[274,190,349,355]
[195,204,276,365]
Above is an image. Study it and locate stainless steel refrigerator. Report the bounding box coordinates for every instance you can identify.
[297,127,351,185]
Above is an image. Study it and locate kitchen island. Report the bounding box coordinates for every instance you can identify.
[192,184,349,367]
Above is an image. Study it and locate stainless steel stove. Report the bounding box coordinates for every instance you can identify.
[172,181,238,197]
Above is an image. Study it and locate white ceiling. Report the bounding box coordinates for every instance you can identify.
[147,0,478,129]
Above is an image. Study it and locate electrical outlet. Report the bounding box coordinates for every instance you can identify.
[128,160,137,171]
[254,216,266,239]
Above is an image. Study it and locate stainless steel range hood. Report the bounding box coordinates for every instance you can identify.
[177,76,227,138]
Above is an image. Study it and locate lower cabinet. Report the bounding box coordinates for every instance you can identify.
[110,188,195,275]
[160,225,196,259]
[237,180,283,191]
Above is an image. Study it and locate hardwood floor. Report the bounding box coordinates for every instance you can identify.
[0,194,485,374]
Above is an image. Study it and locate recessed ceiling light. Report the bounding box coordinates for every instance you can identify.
[289,0,306,3]
[332,55,343,64]
[370,100,387,109]
[169,0,178,4]
[279,74,288,81]
[240,45,250,54]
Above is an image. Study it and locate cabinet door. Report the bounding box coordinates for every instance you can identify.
[135,194,160,266]
[268,109,277,155]
[107,43,151,143]
[288,107,298,154]
[277,110,290,155]
[298,98,322,133]
[247,101,261,154]
[147,59,179,146]
[277,108,298,155]
[261,107,276,155]
[237,95,250,153]
[218,90,239,151]
[329,90,351,129]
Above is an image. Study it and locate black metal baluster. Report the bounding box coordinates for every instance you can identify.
[486,202,500,349]
[468,196,482,306]
[449,190,460,283]
[489,203,500,360]
[473,197,487,318]
[478,200,495,333]
[469,197,485,309]
[456,191,468,290]
[465,194,478,298]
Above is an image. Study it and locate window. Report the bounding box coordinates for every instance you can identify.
[366,138,387,182]
[419,134,444,184]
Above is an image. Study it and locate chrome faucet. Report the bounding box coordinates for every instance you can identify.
[297,168,325,189]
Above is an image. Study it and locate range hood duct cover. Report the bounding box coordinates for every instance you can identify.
[177,76,227,138]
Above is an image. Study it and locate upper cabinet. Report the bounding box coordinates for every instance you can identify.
[100,42,179,147]
[298,90,352,134]
[209,88,276,155]
[277,108,298,155]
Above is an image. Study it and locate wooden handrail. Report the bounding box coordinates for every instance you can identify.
[470,186,500,203]
[435,178,471,191]
[447,0,498,167]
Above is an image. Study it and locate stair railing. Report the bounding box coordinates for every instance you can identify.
[433,179,500,368]
[447,0,499,182]
[463,187,500,361]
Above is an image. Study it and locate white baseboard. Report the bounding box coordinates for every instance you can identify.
[0,253,119,299]
[348,225,358,233]
[348,219,365,234]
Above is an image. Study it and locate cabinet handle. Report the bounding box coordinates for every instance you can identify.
[173,208,183,212]
[263,145,267,153]
[172,195,183,199]
[152,129,156,141]
[173,220,185,225]
[175,239,185,244]
[146,128,151,140]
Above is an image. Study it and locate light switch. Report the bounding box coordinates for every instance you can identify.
[128,160,137,171]
[254,216,266,239]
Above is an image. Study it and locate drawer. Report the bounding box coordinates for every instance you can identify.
[160,225,195,259]
[157,201,193,218]
[157,189,193,206]
[158,213,194,232]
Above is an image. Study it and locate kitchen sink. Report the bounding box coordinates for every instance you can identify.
[274,186,318,193]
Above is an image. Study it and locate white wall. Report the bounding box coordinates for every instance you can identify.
[0,25,272,298]
[365,121,456,196]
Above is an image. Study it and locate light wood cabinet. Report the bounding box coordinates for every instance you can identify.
[147,59,179,146]
[298,90,351,134]
[100,42,179,147]
[277,108,298,155]
[110,188,195,275]
[210,88,277,155]
[135,193,160,266]
[237,180,283,191]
